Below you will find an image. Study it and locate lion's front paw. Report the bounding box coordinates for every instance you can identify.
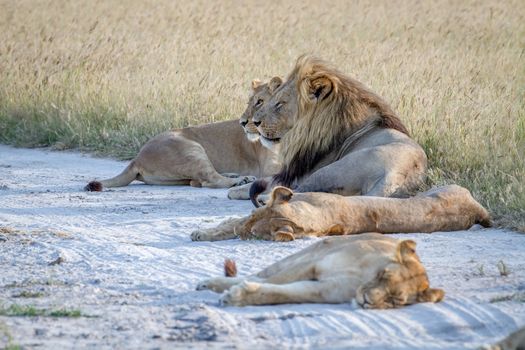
[233,176,257,187]
[274,231,295,242]
[196,279,211,291]
[227,183,251,200]
[220,281,261,306]
[196,278,224,292]
[239,230,255,240]
[191,229,212,241]
[256,194,270,206]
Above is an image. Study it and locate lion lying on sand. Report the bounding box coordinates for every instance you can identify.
[197,233,445,308]
[85,78,282,194]
[250,55,428,204]
[191,184,491,241]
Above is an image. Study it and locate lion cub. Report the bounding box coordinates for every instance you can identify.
[197,233,445,308]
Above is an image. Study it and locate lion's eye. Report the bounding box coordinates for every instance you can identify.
[275,101,285,110]
[255,99,263,107]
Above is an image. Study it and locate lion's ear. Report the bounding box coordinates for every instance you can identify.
[396,240,417,263]
[268,76,283,93]
[306,75,334,101]
[418,288,445,303]
[269,186,294,205]
[251,79,263,90]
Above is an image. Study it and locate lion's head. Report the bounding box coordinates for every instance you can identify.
[355,240,445,309]
[253,55,409,187]
[240,77,283,143]
[242,186,345,241]
[252,76,296,150]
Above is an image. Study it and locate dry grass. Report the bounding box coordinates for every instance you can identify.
[0,0,523,229]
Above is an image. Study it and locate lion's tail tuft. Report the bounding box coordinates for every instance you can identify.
[224,258,237,277]
[478,215,492,228]
[85,181,103,192]
[249,179,268,208]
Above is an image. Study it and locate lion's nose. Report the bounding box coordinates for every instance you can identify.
[253,121,261,127]
[240,120,248,127]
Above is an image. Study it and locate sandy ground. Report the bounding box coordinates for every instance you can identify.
[0,144,524,349]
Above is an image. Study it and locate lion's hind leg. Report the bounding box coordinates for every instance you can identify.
[184,145,255,188]
[221,173,241,178]
[154,136,256,189]
[139,177,191,186]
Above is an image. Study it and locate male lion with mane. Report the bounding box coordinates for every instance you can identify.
[196,233,445,308]
[250,55,427,205]
[85,79,282,196]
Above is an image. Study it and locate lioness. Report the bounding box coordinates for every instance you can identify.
[85,79,281,192]
[190,185,491,242]
[196,233,445,308]
[250,55,428,204]
[239,78,282,142]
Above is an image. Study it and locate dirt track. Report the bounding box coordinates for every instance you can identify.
[1,145,524,349]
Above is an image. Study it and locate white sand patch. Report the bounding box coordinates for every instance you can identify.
[0,144,524,349]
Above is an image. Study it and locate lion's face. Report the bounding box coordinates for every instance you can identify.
[355,240,445,309]
[246,212,301,241]
[240,77,283,143]
[242,187,331,241]
[241,186,296,240]
[252,78,297,150]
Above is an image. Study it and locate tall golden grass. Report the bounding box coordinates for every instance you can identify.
[0,0,523,229]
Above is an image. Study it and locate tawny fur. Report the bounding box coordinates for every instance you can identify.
[240,77,283,142]
[251,55,427,200]
[224,259,237,277]
[281,55,408,179]
[196,233,444,308]
[487,326,525,350]
[85,80,280,198]
[190,184,491,242]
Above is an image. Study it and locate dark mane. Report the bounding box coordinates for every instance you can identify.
[274,56,410,187]
[380,116,409,135]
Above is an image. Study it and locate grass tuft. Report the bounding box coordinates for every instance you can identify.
[12,291,45,298]
[490,293,525,303]
[497,260,510,277]
[0,304,83,318]
[4,345,22,350]
[0,321,20,350]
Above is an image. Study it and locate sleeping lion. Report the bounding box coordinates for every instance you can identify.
[196,233,445,308]
[191,184,491,242]
[84,78,282,194]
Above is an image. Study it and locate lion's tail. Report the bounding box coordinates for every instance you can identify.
[249,178,268,208]
[224,258,237,277]
[477,210,493,228]
[84,161,139,192]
